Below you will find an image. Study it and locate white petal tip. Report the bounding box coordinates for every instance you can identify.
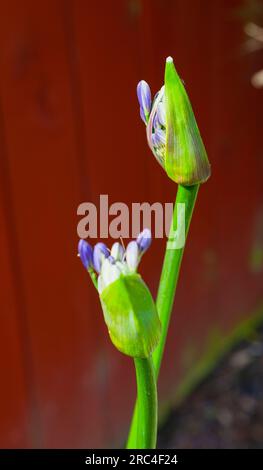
[166,56,173,63]
[126,241,139,272]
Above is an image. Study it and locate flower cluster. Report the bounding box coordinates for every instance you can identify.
[78,229,152,294]
[137,81,166,168]
[78,229,161,359]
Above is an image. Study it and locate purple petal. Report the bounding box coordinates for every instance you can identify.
[136,229,152,253]
[152,128,166,147]
[78,239,93,270]
[137,80,152,119]
[93,242,110,273]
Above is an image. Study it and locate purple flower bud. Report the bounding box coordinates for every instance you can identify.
[152,128,166,147]
[136,229,152,253]
[78,239,93,270]
[93,242,110,273]
[126,241,139,272]
[137,80,152,123]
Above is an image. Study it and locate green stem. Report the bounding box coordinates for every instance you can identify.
[88,268,98,289]
[127,357,157,449]
[153,184,199,374]
[127,184,199,447]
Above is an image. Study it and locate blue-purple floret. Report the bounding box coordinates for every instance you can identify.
[78,229,152,276]
[137,80,167,164]
[136,228,152,253]
[93,243,110,273]
[137,80,152,124]
[78,239,93,270]
[152,128,166,147]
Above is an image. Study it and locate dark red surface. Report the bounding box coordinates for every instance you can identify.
[0,0,262,447]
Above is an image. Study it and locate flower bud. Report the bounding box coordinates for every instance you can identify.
[78,239,93,270]
[137,80,152,124]
[136,228,152,253]
[111,242,124,262]
[126,241,139,272]
[78,230,161,359]
[164,57,211,185]
[137,57,211,186]
[100,273,161,358]
[93,242,110,273]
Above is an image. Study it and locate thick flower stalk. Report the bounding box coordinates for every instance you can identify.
[78,230,160,448]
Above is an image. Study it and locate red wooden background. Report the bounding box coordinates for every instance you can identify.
[0,0,262,447]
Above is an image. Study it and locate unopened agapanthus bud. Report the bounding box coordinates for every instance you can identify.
[100,258,120,287]
[164,57,210,185]
[93,242,110,273]
[78,231,161,359]
[136,228,152,253]
[96,230,161,358]
[137,80,152,124]
[78,239,93,270]
[137,57,211,186]
[111,242,124,262]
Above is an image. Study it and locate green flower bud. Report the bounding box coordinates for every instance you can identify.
[100,273,161,358]
[137,57,211,186]
[164,57,211,185]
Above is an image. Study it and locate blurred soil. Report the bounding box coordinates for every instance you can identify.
[158,327,263,449]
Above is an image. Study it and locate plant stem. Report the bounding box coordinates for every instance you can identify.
[153,184,199,374]
[128,357,157,449]
[127,184,199,447]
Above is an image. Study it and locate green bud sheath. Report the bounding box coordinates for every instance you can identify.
[165,57,211,185]
[100,274,161,359]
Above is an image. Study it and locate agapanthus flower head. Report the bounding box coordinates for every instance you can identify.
[137,80,152,124]
[77,229,161,358]
[137,57,211,186]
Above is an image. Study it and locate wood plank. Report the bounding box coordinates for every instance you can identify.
[0,165,29,447]
[0,0,104,447]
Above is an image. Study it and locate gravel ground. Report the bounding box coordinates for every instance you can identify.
[158,328,263,449]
